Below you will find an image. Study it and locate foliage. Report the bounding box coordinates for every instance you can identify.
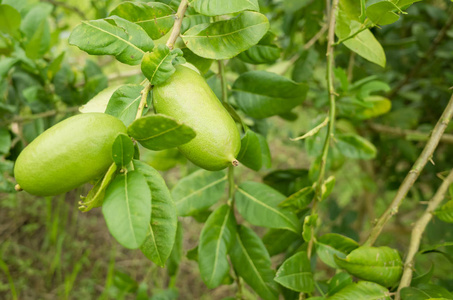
[1,0,453,299]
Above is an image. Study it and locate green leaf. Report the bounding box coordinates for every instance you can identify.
[111,133,135,168]
[181,11,269,60]
[237,130,262,171]
[141,45,185,85]
[356,96,392,120]
[127,114,196,151]
[133,160,177,267]
[235,181,301,233]
[274,251,314,293]
[335,9,386,68]
[411,264,434,287]
[172,170,227,216]
[328,273,353,296]
[335,246,403,287]
[400,284,453,300]
[79,163,117,212]
[366,1,401,26]
[237,32,281,65]
[21,3,52,59]
[335,133,377,160]
[102,171,152,249]
[433,200,453,223]
[69,16,154,65]
[292,49,319,82]
[232,71,308,119]
[302,214,317,242]
[230,226,279,300]
[0,127,11,155]
[315,233,359,269]
[0,5,20,35]
[328,281,390,300]
[190,0,259,16]
[105,84,143,127]
[198,204,237,288]
[181,48,213,74]
[167,221,183,276]
[280,186,314,210]
[109,1,175,40]
[262,228,301,256]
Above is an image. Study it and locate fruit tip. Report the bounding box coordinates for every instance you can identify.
[15,184,23,192]
[232,159,239,167]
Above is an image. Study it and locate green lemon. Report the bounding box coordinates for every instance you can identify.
[153,65,241,171]
[14,113,127,196]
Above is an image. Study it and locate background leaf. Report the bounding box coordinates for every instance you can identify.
[434,200,453,223]
[102,171,152,249]
[0,5,21,36]
[335,133,377,160]
[230,226,279,300]
[235,181,301,233]
[315,233,359,268]
[127,114,196,151]
[198,205,236,288]
[190,0,259,16]
[232,71,308,119]
[133,160,177,267]
[172,170,227,216]
[181,11,269,60]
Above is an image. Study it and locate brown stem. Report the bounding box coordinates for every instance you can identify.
[166,0,189,50]
[395,169,453,300]
[364,93,453,246]
[388,8,453,98]
[369,123,453,144]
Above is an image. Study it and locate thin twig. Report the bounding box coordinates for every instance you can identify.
[388,8,453,98]
[135,84,152,120]
[166,0,189,50]
[43,0,87,19]
[395,169,453,300]
[1,107,80,126]
[307,0,339,259]
[369,123,453,144]
[364,93,453,246]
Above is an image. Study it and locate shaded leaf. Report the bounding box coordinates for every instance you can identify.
[111,133,135,168]
[79,163,117,212]
[235,181,301,233]
[0,127,11,154]
[434,200,453,223]
[237,32,281,65]
[335,133,377,160]
[105,84,143,126]
[172,170,227,216]
[233,71,308,119]
[230,226,279,300]
[237,130,262,171]
[315,233,359,269]
[328,273,353,296]
[280,186,314,210]
[190,0,259,16]
[128,114,196,151]
[262,228,301,256]
[400,284,453,300]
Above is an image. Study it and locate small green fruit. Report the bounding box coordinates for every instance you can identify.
[153,65,241,171]
[14,113,127,196]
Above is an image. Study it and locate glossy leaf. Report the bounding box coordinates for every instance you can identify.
[274,251,314,293]
[280,186,314,210]
[111,133,135,168]
[434,200,453,223]
[400,284,453,300]
[141,45,185,85]
[181,11,269,60]
[133,160,177,267]
[237,130,262,171]
[328,273,353,296]
[0,5,20,35]
[335,133,377,160]
[233,71,308,119]
[79,163,117,212]
[235,181,301,233]
[190,0,259,16]
[328,281,390,300]
[198,205,237,288]
[335,246,403,287]
[105,84,143,126]
[315,233,359,268]
[102,171,152,249]
[366,1,400,26]
[335,9,386,68]
[230,226,279,300]
[69,16,154,65]
[127,115,196,151]
[109,1,175,39]
[172,170,227,216]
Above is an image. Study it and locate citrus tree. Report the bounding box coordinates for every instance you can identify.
[2,0,453,299]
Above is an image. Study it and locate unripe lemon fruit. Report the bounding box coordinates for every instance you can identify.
[14,113,127,196]
[153,65,241,171]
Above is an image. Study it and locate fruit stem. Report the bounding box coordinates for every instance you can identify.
[15,184,23,192]
[232,159,239,167]
[135,83,152,120]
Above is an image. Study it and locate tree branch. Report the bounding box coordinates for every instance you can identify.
[364,93,453,246]
[166,0,189,50]
[388,8,453,98]
[369,123,453,144]
[307,0,339,259]
[1,107,80,126]
[395,169,453,300]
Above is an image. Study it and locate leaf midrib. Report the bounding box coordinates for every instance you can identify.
[208,207,231,286]
[176,175,227,205]
[182,21,267,39]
